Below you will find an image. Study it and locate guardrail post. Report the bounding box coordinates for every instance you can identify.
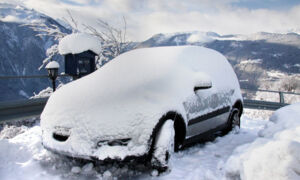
[279,92,284,104]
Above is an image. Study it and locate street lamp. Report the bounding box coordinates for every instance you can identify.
[46,61,60,92]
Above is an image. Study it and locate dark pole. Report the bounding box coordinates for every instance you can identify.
[52,79,56,92]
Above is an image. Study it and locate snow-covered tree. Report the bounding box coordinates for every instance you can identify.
[26,12,129,70]
[83,17,128,66]
[280,76,300,92]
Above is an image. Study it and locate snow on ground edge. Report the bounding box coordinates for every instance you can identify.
[225,103,300,180]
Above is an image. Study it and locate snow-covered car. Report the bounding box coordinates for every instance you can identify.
[41,46,243,171]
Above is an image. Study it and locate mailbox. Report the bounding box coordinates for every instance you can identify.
[64,50,97,79]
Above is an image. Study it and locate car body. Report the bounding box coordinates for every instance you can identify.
[41,46,243,165]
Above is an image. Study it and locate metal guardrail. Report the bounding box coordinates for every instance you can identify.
[0,97,48,122]
[243,99,288,111]
[241,88,300,110]
[0,88,299,123]
[0,74,71,122]
[0,74,71,79]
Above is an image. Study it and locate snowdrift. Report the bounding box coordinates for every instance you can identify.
[225,103,300,180]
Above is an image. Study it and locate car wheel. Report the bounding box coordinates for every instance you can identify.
[222,108,240,135]
[151,120,175,173]
[231,110,240,133]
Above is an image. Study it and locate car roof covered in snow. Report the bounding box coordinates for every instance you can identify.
[52,46,240,104]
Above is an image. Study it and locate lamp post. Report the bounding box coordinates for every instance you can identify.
[46,61,60,92]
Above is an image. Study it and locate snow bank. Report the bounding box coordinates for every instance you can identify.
[0,126,60,180]
[31,87,53,99]
[225,103,300,180]
[31,84,65,99]
[0,125,28,139]
[58,33,102,55]
[0,125,149,179]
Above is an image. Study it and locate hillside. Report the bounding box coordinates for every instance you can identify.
[0,3,70,101]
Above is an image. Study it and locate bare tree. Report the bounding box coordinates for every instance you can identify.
[61,9,79,33]
[280,76,300,92]
[83,16,128,66]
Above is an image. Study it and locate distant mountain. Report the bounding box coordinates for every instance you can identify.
[0,3,70,101]
[136,32,300,91]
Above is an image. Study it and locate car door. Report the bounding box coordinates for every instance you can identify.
[184,87,233,139]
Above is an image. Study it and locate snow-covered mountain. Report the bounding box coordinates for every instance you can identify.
[137,32,300,91]
[0,3,70,101]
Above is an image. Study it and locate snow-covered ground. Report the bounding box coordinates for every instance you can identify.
[0,105,299,180]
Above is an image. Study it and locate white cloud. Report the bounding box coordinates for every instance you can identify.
[1,0,300,41]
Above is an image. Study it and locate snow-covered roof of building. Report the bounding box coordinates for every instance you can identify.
[58,33,102,55]
[45,61,59,69]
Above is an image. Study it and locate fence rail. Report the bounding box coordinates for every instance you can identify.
[243,99,288,111]
[0,98,48,122]
[0,88,299,123]
[0,74,71,79]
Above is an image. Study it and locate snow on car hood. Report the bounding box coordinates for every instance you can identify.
[41,46,241,160]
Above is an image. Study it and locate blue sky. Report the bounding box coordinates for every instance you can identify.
[2,0,300,40]
[233,0,300,10]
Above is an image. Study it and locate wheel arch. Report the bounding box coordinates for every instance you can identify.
[147,111,186,160]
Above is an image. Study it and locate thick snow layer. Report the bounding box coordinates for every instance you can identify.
[58,33,102,55]
[225,103,300,180]
[1,105,299,179]
[0,126,59,180]
[41,46,241,161]
[45,61,60,69]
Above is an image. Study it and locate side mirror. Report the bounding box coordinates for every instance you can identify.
[194,81,212,92]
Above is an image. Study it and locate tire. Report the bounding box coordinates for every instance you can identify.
[222,108,240,135]
[151,120,175,172]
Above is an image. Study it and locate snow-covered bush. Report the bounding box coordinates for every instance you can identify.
[279,76,300,93]
[0,125,28,139]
